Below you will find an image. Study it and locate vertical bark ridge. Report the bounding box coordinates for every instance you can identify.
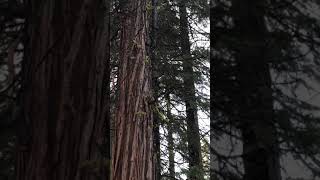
[111,0,154,179]
[16,0,110,179]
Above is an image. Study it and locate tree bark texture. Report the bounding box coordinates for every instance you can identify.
[16,0,110,180]
[111,0,154,179]
[231,0,281,180]
[178,1,204,179]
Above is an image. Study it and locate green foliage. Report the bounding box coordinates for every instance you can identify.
[146,1,153,12]
[153,0,210,179]
[135,111,147,118]
[145,55,150,64]
[181,165,205,180]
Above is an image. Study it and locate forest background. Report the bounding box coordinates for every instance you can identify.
[0,0,320,180]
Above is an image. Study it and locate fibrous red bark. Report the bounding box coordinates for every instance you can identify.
[111,0,154,179]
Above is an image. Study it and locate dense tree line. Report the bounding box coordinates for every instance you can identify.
[211,0,320,180]
[0,0,320,180]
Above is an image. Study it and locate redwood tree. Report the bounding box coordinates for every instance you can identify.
[16,0,111,179]
[111,0,154,179]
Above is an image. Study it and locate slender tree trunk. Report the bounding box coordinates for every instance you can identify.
[178,1,203,179]
[165,93,175,180]
[111,0,154,179]
[209,2,216,179]
[16,0,110,179]
[231,0,281,180]
[150,0,161,179]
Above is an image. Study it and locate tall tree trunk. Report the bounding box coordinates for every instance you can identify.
[150,0,161,179]
[111,0,154,179]
[178,1,203,179]
[231,0,281,180]
[165,93,175,180]
[16,0,111,179]
[209,2,216,179]
[209,2,217,179]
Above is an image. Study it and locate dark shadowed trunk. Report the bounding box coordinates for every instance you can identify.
[150,0,161,179]
[16,0,111,179]
[178,1,203,179]
[111,0,154,179]
[209,2,216,179]
[165,93,175,180]
[231,0,281,180]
